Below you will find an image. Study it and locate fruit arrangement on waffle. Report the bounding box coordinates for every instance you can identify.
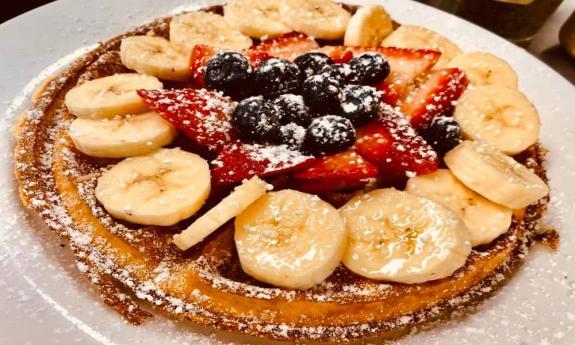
[14,0,550,342]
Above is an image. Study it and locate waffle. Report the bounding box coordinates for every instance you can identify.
[13,4,550,343]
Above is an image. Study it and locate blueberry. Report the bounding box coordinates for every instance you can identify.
[254,58,302,98]
[205,52,252,98]
[272,94,314,127]
[294,52,333,79]
[340,85,381,127]
[420,116,463,155]
[232,97,280,143]
[304,115,356,155]
[320,63,360,84]
[277,123,307,150]
[302,75,343,114]
[350,53,390,85]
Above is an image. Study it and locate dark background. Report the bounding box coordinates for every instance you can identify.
[1,0,55,23]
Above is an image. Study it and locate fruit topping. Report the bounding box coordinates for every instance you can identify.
[294,52,334,79]
[173,176,270,251]
[302,75,343,114]
[304,115,356,155]
[279,0,351,40]
[419,116,463,156]
[340,188,471,284]
[211,142,315,184]
[205,52,253,99]
[355,105,439,178]
[232,96,281,143]
[277,123,307,150]
[344,4,394,48]
[320,63,360,84]
[340,85,381,126]
[138,88,237,152]
[294,178,370,194]
[95,148,211,226]
[235,189,347,290]
[401,68,469,129]
[254,57,303,98]
[294,150,378,181]
[272,94,312,126]
[189,44,272,88]
[250,32,320,61]
[349,52,391,84]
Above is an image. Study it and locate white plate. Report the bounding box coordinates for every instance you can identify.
[1,1,574,344]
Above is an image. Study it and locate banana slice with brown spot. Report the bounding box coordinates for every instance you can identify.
[454,85,540,155]
[344,5,394,47]
[447,52,518,88]
[95,148,211,226]
[279,0,351,40]
[224,0,291,39]
[170,11,253,53]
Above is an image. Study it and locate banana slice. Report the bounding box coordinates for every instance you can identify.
[447,52,518,89]
[454,85,540,155]
[444,141,549,210]
[382,25,463,68]
[95,148,211,226]
[173,176,270,251]
[340,188,471,284]
[64,73,163,119]
[235,190,347,290]
[224,0,291,39]
[120,36,191,82]
[344,5,394,47]
[68,112,177,158]
[406,169,512,247]
[279,0,351,40]
[170,11,253,53]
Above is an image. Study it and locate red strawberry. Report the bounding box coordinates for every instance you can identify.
[346,46,441,105]
[189,45,272,87]
[250,33,319,61]
[316,46,354,63]
[294,150,379,181]
[189,45,217,88]
[138,88,237,153]
[401,68,468,129]
[355,106,439,178]
[294,179,369,194]
[211,143,316,184]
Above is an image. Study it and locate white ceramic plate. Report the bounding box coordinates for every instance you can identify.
[1,1,574,344]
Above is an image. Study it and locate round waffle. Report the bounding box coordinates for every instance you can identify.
[14,4,550,343]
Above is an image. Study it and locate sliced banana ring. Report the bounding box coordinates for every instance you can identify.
[382,25,463,68]
[68,112,177,158]
[279,0,351,40]
[235,190,347,290]
[224,0,291,39]
[95,148,211,226]
[170,11,253,53]
[120,36,191,82]
[454,85,540,155]
[447,52,518,89]
[444,141,549,210]
[344,4,394,47]
[340,188,471,284]
[64,73,163,119]
[406,169,513,247]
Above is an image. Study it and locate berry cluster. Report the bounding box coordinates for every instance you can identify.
[204,51,390,155]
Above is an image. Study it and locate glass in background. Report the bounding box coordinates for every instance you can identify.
[417,0,564,46]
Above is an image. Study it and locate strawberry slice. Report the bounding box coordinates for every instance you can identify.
[316,46,355,63]
[294,150,378,181]
[355,105,439,178]
[211,143,316,184]
[138,88,237,153]
[320,46,441,105]
[250,33,319,61]
[401,68,469,129]
[189,45,272,88]
[294,179,369,194]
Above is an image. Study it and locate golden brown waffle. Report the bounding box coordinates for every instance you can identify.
[13,5,550,343]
